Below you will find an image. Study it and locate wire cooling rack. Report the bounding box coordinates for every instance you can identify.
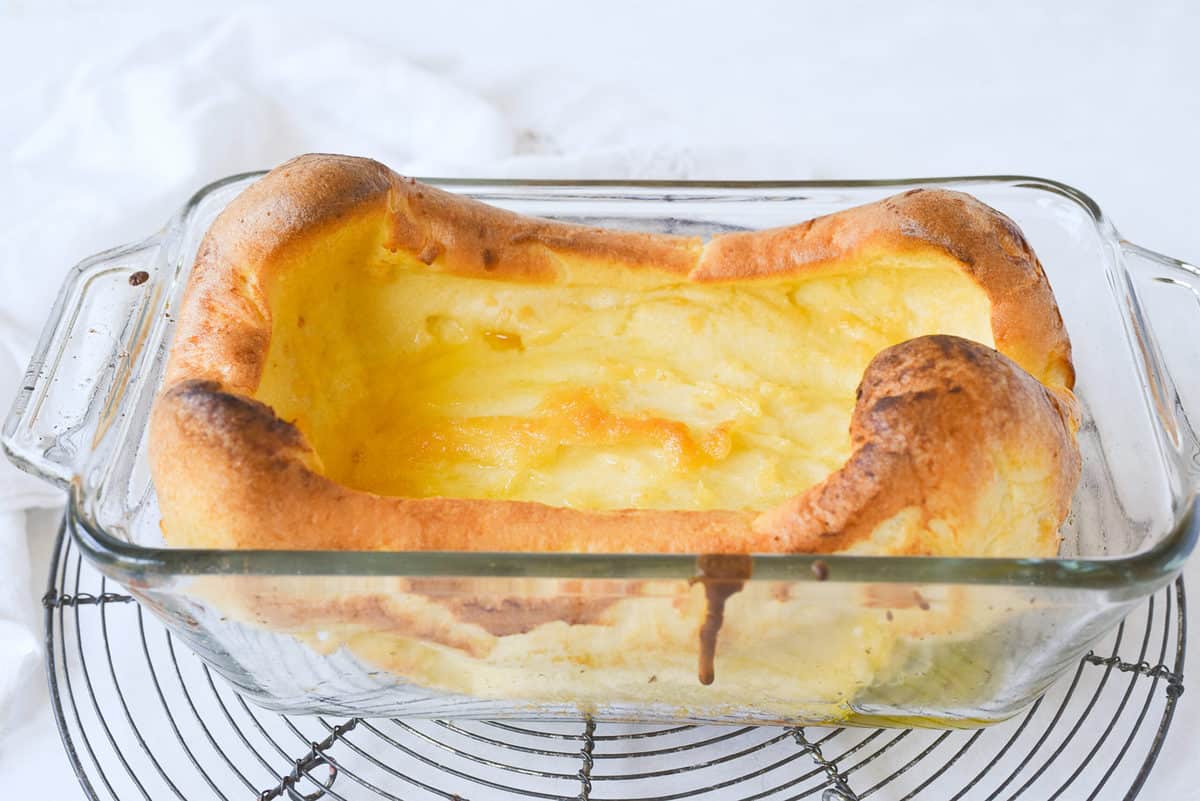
[43,520,1186,801]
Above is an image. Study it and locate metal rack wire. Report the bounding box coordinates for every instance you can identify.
[44,519,1187,801]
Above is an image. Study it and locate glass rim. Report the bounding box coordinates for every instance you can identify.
[70,488,1197,591]
[184,168,1109,218]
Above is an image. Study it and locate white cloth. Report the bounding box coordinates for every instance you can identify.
[1,3,1197,799]
[0,8,718,782]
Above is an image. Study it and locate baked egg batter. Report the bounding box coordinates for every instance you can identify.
[255,233,993,512]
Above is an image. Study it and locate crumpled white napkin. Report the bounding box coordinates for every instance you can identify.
[0,7,713,740]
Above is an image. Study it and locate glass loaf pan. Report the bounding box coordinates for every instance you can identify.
[5,174,1199,727]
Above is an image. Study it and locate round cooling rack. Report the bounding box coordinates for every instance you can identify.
[43,521,1186,801]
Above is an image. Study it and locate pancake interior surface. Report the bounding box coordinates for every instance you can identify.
[255,242,993,514]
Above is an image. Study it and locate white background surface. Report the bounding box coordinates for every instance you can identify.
[0,1,1198,799]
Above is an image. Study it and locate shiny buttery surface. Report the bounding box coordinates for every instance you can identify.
[257,243,992,512]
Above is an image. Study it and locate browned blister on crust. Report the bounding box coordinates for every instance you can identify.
[754,336,1080,556]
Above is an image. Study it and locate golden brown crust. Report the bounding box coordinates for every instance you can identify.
[384,174,705,282]
[696,189,1073,388]
[753,335,1080,554]
[151,154,1079,557]
[164,154,394,392]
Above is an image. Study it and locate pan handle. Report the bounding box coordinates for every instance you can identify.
[1122,241,1200,490]
[2,237,164,488]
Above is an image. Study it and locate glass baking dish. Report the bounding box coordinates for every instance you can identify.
[5,173,1199,728]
